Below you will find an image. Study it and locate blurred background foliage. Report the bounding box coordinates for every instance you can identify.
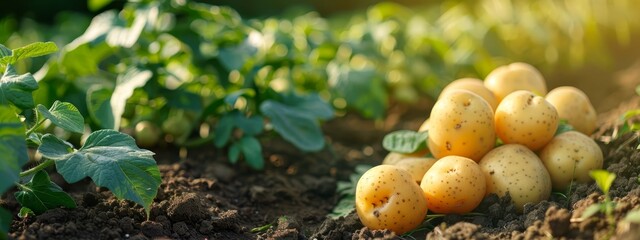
[1,0,639,161]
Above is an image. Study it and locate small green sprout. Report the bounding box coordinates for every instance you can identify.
[579,170,616,240]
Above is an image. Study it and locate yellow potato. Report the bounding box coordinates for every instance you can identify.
[440,78,498,111]
[428,90,495,161]
[420,156,486,214]
[393,157,438,184]
[539,131,604,191]
[355,165,428,234]
[545,86,597,135]
[418,118,430,132]
[484,62,547,103]
[495,90,559,151]
[479,144,552,212]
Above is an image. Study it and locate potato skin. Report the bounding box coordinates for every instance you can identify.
[393,157,438,184]
[355,165,428,234]
[545,86,597,135]
[494,90,559,151]
[440,78,498,111]
[484,62,547,103]
[479,144,552,212]
[539,131,604,191]
[420,156,486,214]
[428,90,496,161]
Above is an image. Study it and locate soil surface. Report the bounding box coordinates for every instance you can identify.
[3,65,640,239]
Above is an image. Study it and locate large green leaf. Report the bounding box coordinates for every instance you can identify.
[15,171,76,214]
[50,129,160,215]
[37,101,85,134]
[38,134,75,160]
[327,64,387,119]
[282,93,334,120]
[0,207,10,239]
[111,68,152,130]
[0,42,58,66]
[0,106,27,194]
[260,100,325,151]
[87,86,115,129]
[0,65,39,110]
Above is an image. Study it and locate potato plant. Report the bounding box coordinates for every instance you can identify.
[0,42,161,236]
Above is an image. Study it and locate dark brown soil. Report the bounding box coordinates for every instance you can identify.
[3,66,640,239]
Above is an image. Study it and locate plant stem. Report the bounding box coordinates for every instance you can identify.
[25,118,46,136]
[19,159,55,177]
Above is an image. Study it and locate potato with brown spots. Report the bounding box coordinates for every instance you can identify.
[539,131,604,191]
[440,78,498,111]
[494,90,559,151]
[392,157,438,184]
[545,86,597,135]
[355,165,428,234]
[479,144,552,212]
[420,156,486,214]
[484,62,547,103]
[427,90,495,161]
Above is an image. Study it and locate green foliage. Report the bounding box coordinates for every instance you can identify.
[0,208,10,239]
[42,130,161,215]
[382,130,429,154]
[581,170,617,239]
[555,120,575,136]
[0,42,160,235]
[15,171,76,214]
[328,165,372,219]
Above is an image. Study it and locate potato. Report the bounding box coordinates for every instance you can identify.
[479,144,552,212]
[484,62,547,103]
[418,118,430,132]
[427,90,495,161]
[545,86,597,135]
[393,157,438,184]
[420,156,486,214]
[539,131,604,191]
[494,90,559,151]
[355,165,428,234]
[440,78,498,111]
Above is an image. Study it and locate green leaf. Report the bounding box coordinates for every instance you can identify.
[87,86,115,129]
[162,88,203,111]
[0,106,27,194]
[0,44,10,58]
[88,0,113,11]
[37,101,85,134]
[224,89,255,107]
[282,93,334,120]
[382,130,429,154]
[111,68,152,130]
[580,204,603,220]
[328,64,387,119]
[237,136,263,170]
[260,100,325,151]
[0,207,10,238]
[624,209,640,224]
[38,134,75,160]
[218,37,259,71]
[590,170,616,195]
[555,120,575,136]
[228,142,241,164]
[54,129,161,215]
[0,65,39,110]
[15,171,77,215]
[18,207,34,219]
[0,42,58,66]
[214,113,235,148]
[235,114,263,136]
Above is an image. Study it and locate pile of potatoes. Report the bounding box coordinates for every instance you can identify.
[355,62,604,234]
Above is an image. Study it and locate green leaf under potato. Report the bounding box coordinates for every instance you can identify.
[0,106,28,194]
[382,130,429,154]
[15,171,76,215]
[37,101,85,134]
[0,65,39,110]
[53,129,161,215]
